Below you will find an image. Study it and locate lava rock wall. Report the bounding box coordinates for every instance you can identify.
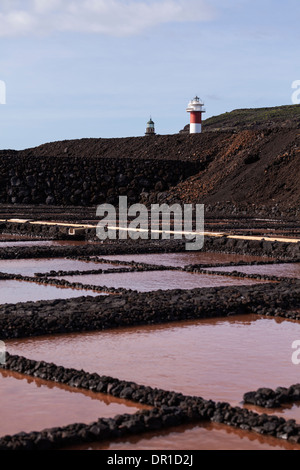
[0,153,200,206]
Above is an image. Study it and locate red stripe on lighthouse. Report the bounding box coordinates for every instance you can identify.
[190,112,202,124]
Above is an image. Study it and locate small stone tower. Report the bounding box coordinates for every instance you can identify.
[145,117,156,136]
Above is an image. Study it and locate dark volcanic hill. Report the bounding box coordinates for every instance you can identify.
[181,104,300,133]
[0,105,299,218]
[163,128,300,217]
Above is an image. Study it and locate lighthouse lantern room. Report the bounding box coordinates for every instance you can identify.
[145,117,156,136]
[186,96,205,134]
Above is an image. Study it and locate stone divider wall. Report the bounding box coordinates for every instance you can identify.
[244,384,300,408]
[0,272,134,295]
[35,262,179,278]
[0,154,201,206]
[0,231,300,260]
[1,281,300,340]
[184,266,300,284]
[203,236,300,260]
[0,239,186,259]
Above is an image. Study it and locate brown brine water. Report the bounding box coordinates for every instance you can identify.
[56,271,267,292]
[2,250,299,450]
[0,258,125,276]
[0,280,104,304]
[7,315,300,411]
[69,422,300,451]
[102,252,271,267]
[207,263,300,278]
[0,370,147,437]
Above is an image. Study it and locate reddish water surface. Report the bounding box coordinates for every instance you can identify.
[207,263,300,279]
[0,258,124,276]
[243,402,300,423]
[7,315,300,450]
[0,369,146,437]
[70,422,300,451]
[57,271,266,292]
[8,315,300,406]
[102,252,271,267]
[0,279,103,304]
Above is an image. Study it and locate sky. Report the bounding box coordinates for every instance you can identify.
[0,0,299,150]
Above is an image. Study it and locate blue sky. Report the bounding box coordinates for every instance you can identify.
[0,0,299,149]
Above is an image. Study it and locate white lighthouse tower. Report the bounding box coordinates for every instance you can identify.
[186,96,205,134]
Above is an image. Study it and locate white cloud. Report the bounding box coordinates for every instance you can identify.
[33,0,63,13]
[0,0,215,37]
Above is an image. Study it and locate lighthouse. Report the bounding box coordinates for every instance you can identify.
[186,96,205,134]
[145,117,156,136]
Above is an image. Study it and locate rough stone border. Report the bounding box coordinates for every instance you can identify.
[258,309,300,321]
[184,266,300,284]
[185,259,300,269]
[66,256,176,266]
[0,240,186,260]
[244,384,300,409]
[203,236,300,260]
[0,353,212,450]
[0,235,299,261]
[0,272,136,296]
[0,407,204,451]
[2,258,292,313]
[35,263,179,278]
[1,353,198,407]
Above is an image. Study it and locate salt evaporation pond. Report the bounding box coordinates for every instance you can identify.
[0,370,146,437]
[0,279,103,304]
[102,252,270,268]
[207,263,300,279]
[3,251,299,450]
[6,310,300,449]
[56,270,267,292]
[0,258,125,276]
[8,315,300,414]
